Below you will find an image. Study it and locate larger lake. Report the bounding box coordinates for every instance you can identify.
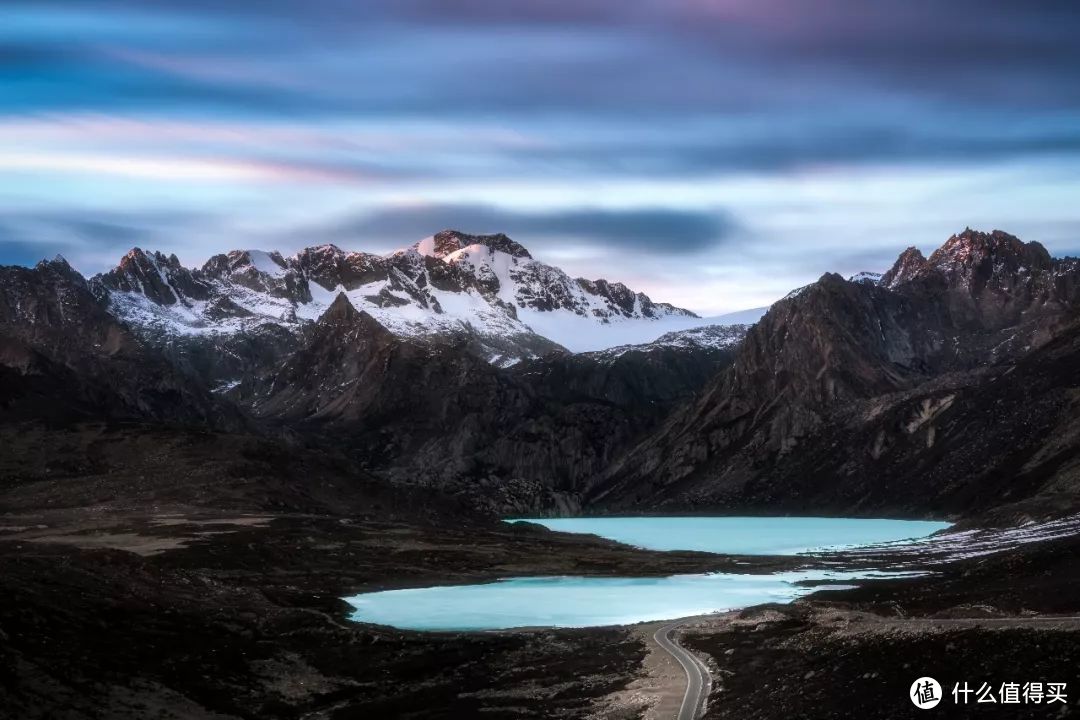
[345,516,949,631]
[510,516,949,555]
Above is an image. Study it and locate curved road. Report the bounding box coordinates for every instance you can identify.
[654,622,712,720]
[650,615,1080,720]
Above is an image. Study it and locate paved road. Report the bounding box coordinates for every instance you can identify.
[654,621,712,720]
[649,614,1080,720]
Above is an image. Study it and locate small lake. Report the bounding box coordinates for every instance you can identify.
[345,516,949,631]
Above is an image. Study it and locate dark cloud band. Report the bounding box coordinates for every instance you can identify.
[319,205,736,255]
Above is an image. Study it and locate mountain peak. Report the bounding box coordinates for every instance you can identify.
[36,253,71,271]
[203,248,291,281]
[417,230,532,260]
[298,243,345,259]
[929,228,1051,273]
[316,292,393,340]
[324,291,360,321]
[112,248,192,283]
[881,246,928,289]
[96,246,210,306]
[880,229,1054,292]
[33,254,86,287]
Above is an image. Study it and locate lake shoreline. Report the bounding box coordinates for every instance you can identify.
[345,516,948,631]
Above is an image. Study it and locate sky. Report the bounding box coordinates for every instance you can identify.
[2,1,1080,313]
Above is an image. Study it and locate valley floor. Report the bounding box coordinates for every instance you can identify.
[2,507,1080,719]
[0,507,784,720]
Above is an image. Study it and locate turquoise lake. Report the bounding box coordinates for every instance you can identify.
[345,516,950,631]
[510,516,950,555]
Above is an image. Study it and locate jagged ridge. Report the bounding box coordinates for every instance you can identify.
[90,230,705,382]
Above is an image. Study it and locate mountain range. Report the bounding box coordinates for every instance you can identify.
[88,229,750,385]
[2,227,1079,521]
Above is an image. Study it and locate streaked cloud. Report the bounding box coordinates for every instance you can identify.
[0,151,379,184]
[2,0,1080,312]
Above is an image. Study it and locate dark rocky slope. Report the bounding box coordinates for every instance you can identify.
[0,257,237,428]
[244,294,740,513]
[594,230,1080,520]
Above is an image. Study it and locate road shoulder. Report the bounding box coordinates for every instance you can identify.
[589,615,725,720]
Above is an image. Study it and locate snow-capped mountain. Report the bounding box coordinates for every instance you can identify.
[91,230,730,372]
